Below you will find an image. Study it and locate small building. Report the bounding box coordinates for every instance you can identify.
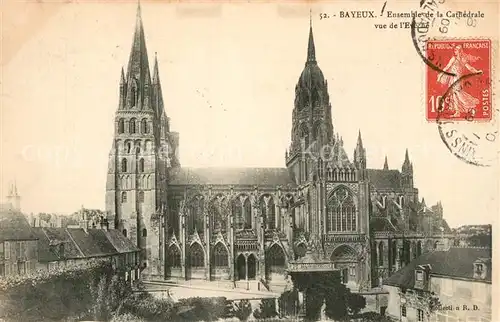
[0,209,39,276]
[32,220,141,281]
[383,244,492,322]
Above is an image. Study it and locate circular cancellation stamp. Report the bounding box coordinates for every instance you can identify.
[409,0,497,166]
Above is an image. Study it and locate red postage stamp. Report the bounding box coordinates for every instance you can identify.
[426,39,492,122]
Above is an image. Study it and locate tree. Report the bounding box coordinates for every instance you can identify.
[289,271,367,321]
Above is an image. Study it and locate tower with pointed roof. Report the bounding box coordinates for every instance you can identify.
[105,3,178,278]
[6,181,21,212]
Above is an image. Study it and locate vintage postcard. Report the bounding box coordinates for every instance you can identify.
[1,0,498,321]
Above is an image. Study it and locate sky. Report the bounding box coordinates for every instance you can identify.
[1,1,498,228]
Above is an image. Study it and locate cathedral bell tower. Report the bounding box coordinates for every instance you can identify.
[286,18,334,185]
[105,3,176,278]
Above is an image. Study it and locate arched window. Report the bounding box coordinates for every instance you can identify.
[378,242,384,266]
[267,244,286,274]
[399,196,405,207]
[189,243,204,268]
[326,187,356,232]
[391,240,397,266]
[121,191,127,203]
[122,229,127,237]
[141,119,148,134]
[126,142,132,153]
[210,195,225,233]
[212,243,228,267]
[118,119,125,134]
[188,196,204,234]
[139,158,145,173]
[142,228,147,237]
[168,246,181,268]
[417,241,422,257]
[131,87,136,107]
[121,158,128,172]
[129,118,136,134]
[233,195,251,230]
[299,123,309,148]
[260,195,276,230]
[138,191,144,203]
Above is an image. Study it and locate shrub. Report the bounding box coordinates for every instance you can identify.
[253,298,278,319]
[234,299,252,321]
[0,259,131,322]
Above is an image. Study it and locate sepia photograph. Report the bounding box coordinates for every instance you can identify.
[1,1,497,321]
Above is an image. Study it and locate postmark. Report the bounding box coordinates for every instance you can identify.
[426,39,492,121]
[432,39,497,167]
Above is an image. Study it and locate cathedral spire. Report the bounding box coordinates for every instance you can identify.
[307,10,316,63]
[152,52,160,84]
[126,0,151,83]
[120,67,125,84]
[354,130,366,169]
[383,156,389,170]
[356,130,364,149]
[402,148,412,173]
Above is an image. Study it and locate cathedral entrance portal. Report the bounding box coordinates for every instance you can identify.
[247,254,257,279]
[236,254,246,280]
[330,245,358,286]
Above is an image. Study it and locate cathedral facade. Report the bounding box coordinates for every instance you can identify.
[105,6,452,290]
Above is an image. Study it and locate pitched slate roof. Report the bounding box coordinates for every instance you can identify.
[370,217,397,232]
[169,167,297,186]
[0,209,38,242]
[366,169,402,189]
[32,227,139,262]
[32,227,83,261]
[384,247,492,288]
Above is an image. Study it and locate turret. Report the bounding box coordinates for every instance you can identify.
[401,149,414,187]
[353,130,366,169]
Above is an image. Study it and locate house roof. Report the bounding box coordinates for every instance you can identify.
[169,167,297,186]
[32,227,140,262]
[366,169,402,189]
[0,209,38,242]
[384,247,492,288]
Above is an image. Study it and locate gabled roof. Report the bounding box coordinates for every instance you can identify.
[384,247,492,288]
[0,209,38,242]
[366,169,402,189]
[33,227,139,262]
[169,167,296,186]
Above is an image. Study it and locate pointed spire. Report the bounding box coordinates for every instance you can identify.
[421,198,426,208]
[402,148,412,173]
[383,156,389,170]
[126,0,151,83]
[152,52,160,84]
[120,67,125,84]
[356,130,364,149]
[307,9,316,63]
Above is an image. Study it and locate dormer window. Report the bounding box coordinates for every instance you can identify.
[473,261,487,279]
[416,270,424,281]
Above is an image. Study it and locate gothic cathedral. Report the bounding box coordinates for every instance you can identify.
[105,6,451,291]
